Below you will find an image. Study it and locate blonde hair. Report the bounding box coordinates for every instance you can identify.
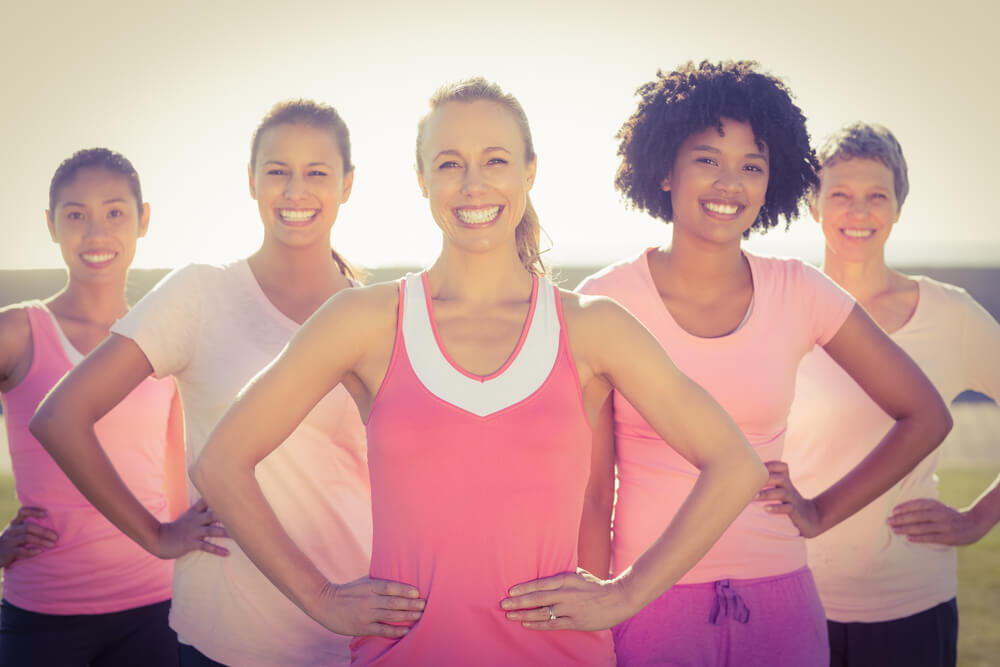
[415,78,545,276]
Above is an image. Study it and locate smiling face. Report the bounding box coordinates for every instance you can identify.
[47,167,149,283]
[416,100,536,258]
[660,118,769,246]
[811,157,900,263]
[249,122,353,250]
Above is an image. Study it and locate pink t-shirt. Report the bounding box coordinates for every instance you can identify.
[785,276,1000,622]
[577,249,855,583]
[112,261,371,667]
[1,302,175,614]
[353,273,614,666]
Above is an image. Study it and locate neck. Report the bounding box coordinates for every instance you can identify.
[821,245,895,302]
[426,243,533,305]
[47,273,130,324]
[248,239,345,293]
[658,231,748,294]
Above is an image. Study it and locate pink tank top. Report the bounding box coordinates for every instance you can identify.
[352,274,614,666]
[1,302,175,614]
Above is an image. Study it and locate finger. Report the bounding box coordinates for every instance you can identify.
[23,524,59,542]
[888,510,943,527]
[371,608,423,623]
[20,532,58,549]
[363,622,410,639]
[891,521,943,536]
[14,507,49,521]
[906,533,955,545]
[501,591,560,611]
[763,460,789,475]
[203,524,228,539]
[198,539,230,556]
[520,617,575,631]
[763,502,794,515]
[507,573,568,597]
[891,498,941,515]
[15,546,47,559]
[376,595,426,612]
[370,579,422,599]
[505,606,557,623]
[754,488,788,502]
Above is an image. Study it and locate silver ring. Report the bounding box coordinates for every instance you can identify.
[547,606,557,621]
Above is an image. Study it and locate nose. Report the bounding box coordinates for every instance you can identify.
[461,166,487,196]
[284,171,306,198]
[714,167,744,193]
[83,214,112,239]
[848,197,868,218]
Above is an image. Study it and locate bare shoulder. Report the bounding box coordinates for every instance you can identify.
[320,280,399,326]
[559,288,634,333]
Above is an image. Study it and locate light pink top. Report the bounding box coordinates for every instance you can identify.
[353,273,614,666]
[785,276,1000,622]
[1,302,175,614]
[112,261,371,667]
[578,250,855,583]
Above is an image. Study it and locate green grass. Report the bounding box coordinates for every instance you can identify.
[938,466,1000,667]
[0,469,996,662]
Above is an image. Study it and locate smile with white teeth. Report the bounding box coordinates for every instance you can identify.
[455,206,501,225]
[80,251,116,264]
[703,201,741,215]
[842,228,875,238]
[279,209,318,223]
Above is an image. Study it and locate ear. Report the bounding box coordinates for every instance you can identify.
[341,169,355,203]
[416,166,429,199]
[660,175,671,192]
[46,209,57,242]
[808,194,821,223]
[248,164,257,199]
[892,201,902,225]
[137,202,151,238]
[526,156,537,191]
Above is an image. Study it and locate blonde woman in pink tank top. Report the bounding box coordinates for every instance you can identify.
[190,77,767,666]
[0,148,226,666]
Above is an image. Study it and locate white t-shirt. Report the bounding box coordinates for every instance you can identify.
[784,276,1000,622]
[113,260,371,666]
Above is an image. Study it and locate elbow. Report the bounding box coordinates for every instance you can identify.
[28,401,58,447]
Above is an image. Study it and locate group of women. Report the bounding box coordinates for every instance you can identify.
[0,59,996,667]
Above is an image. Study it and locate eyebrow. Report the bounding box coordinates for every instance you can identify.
[433,146,512,161]
[262,160,333,167]
[690,145,768,162]
[61,198,128,207]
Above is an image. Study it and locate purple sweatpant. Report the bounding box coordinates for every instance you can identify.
[612,566,828,667]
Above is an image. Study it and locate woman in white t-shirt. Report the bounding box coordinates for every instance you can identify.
[30,101,425,666]
[782,122,1000,667]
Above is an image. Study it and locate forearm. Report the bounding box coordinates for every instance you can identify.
[813,409,951,534]
[30,413,163,553]
[616,451,765,612]
[190,453,329,621]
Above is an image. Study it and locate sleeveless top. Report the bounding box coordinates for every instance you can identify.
[352,273,615,666]
[1,301,175,614]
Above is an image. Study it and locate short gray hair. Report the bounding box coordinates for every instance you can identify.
[816,122,909,206]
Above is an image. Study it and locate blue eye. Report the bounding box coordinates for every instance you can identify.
[309,170,328,177]
[267,168,286,176]
[487,157,508,165]
[438,160,460,170]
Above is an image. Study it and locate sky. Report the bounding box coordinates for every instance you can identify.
[2,0,998,272]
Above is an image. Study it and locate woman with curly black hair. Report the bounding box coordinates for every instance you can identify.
[574,61,952,666]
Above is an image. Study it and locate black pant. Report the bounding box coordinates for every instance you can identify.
[0,598,178,667]
[178,643,228,667]
[828,598,958,667]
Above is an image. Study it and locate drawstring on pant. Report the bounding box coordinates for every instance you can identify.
[708,579,751,625]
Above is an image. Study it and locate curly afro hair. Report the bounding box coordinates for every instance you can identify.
[615,60,818,237]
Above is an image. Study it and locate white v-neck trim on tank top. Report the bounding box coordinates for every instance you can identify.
[401,272,561,417]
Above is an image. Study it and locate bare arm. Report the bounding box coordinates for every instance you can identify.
[29,334,228,558]
[190,286,423,638]
[577,395,614,578]
[504,296,767,629]
[760,305,953,536]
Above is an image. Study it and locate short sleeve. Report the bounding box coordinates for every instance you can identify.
[112,264,207,379]
[797,261,856,347]
[959,290,1000,401]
